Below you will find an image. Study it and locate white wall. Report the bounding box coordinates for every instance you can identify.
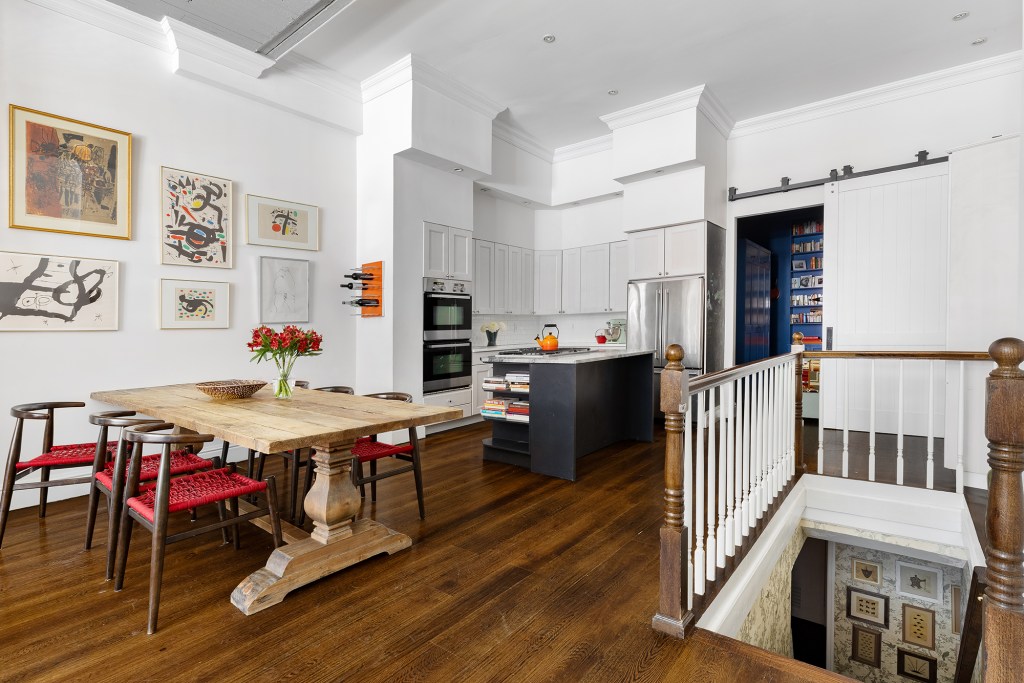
[551,147,619,206]
[0,0,358,509]
[473,194,535,248]
[558,198,626,249]
[487,137,552,205]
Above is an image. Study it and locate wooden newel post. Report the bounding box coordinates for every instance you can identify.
[652,344,694,638]
[792,332,805,474]
[982,337,1024,682]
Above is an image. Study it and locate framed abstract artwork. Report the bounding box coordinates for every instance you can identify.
[161,166,232,268]
[896,648,937,682]
[847,586,889,629]
[160,279,229,329]
[850,625,881,667]
[9,105,131,239]
[0,251,118,331]
[259,256,309,324]
[896,561,941,604]
[851,558,882,587]
[245,194,319,251]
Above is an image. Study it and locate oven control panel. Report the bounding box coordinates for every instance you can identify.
[423,277,472,295]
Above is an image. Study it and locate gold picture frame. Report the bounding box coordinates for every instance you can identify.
[851,558,882,586]
[9,105,131,240]
[902,604,936,650]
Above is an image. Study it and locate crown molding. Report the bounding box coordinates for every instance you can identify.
[492,119,553,162]
[275,52,362,104]
[600,84,705,130]
[696,86,735,138]
[731,51,1023,138]
[553,135,613,163]
[362,55,505,120]
[26,0,168,52]
[162,18,274,78]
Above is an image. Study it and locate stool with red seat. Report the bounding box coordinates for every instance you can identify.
[113,423,283,634]
[350,392,426,519]
[83,411,216,579]
[0,401,118,549]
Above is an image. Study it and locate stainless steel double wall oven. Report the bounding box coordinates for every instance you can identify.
[423,277,473,393]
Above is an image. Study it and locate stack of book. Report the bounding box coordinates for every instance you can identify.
[506,372,530,392]
[481,398,511,418]
[506,401,530,423]
[481,377,509,391]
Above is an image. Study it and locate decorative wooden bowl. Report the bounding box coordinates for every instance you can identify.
[195,380,267,399]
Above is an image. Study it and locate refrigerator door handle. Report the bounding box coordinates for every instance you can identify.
[655,288,662,362]
[663,289,670,356]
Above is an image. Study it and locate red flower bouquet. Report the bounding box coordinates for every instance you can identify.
[248,325,323,398]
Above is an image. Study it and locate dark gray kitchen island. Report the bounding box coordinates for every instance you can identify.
[480,348,654,481]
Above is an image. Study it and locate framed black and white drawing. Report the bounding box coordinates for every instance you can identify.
[847,586,889,629]
[851,558,882,587]
[896,648,937,682]
[0,251,118,331]
[259,256,309,324]
[896,561,941,604]
[160,279,229,329]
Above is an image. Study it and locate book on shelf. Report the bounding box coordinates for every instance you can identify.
[505,373,530,383]
[792,221,823,236]
[505,413,530,423]
[507,401,530,415]
[482,377,508,391]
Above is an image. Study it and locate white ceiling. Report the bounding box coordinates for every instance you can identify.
[110,0,1022,150]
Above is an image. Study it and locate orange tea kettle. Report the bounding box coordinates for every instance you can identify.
[535,324,559,351]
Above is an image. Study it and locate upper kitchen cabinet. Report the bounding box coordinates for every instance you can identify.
[534,250,562,315]
[507,246,523,314]
[579,244,610,313]
[561,247,582,314]
[626,221,716,280]
[522,249,535,315]
[609,241,628,311]
[473,239,495,314]
[493,242,509,314]
[423,222,473,280]
[627,229,664,279]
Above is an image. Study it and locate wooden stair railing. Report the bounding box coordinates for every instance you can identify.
[954,566,987,683]
[982,337,1024,682]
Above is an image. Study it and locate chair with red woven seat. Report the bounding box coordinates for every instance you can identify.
[113,423,283,634]
[0,401,118,549]
[83,411,216,579]
[350,392,426,519]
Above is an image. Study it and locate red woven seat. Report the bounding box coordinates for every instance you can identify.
[15,441,117,470]
[127,467,267,523]
[351,439,413,463]
[94,449,211,490]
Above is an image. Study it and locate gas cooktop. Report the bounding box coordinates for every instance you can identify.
[495,347,592,356]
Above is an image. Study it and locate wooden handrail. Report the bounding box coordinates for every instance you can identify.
[982,337,1024,682]
[803,350,989,360]
[690,352,800,393]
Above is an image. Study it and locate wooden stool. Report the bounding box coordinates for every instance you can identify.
[114,423,283,634]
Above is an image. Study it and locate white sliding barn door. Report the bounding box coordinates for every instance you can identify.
[822,164,950,436]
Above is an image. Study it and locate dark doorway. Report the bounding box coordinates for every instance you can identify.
[791,537,829,669]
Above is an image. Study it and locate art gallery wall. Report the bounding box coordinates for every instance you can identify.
[0,1,358,509]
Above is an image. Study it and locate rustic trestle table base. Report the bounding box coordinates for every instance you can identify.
[91,383,461,614]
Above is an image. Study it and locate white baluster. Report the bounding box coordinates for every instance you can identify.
[817,377,825,476]
[752,371,762,521]
[684,389,693,610]
[706,387,717,582]
[717,383,728,568]
[842,360,850,478]
[769,365,778,498]
[956,360,965,494]
[927,360,935,490]
[741,374,752,537]
[694,391,706,595]
[897,360,905,486]
[760,367,769,516]
[789,359,796,479]
[725,380,736,558]
[868,359,876,482]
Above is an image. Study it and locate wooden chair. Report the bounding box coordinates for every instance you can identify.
[113,423,283,634]
[83,411,215,580]
[0,401,117,549]
[350,392,427,519]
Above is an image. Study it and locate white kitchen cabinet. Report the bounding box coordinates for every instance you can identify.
[609,240,628,311]
[664,223,705,276]
[560,248,581,314]
[473,239,494,314]
[580,243,610,313]
[522,249,535,315]
[472,363,490,416]
[627,229,665,279]
[449,227,473,280]
[424,222,450,278]
[507,246,523,314]
[534,250,562,315]
[493,243,509,315]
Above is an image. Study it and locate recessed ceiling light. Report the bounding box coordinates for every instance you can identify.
[607,89,619,96]
[522,200,531,206]
[542,34,556,43]
[479,187,489,192]
[572,202,580,206]
[971,37,988,46]
[453,167,463,172]
[614,192,623,196]
[952,11,969,21]
[654,169,663,174]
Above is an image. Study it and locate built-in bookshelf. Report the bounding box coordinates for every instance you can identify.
[790,220,823,355]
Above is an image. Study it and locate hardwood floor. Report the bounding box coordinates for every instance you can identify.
[0,422,849,682]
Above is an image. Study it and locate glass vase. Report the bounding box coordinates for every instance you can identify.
[274,369,294,399]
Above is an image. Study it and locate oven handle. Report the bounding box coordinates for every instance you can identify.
[425,293,472,299]
[424,342,472,349]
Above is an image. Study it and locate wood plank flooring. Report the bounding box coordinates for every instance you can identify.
[0,422,853,682]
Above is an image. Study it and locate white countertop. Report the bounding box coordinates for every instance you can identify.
[481,348,651,365]
[472,342,627,353]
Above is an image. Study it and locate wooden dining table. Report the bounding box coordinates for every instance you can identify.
[90,383,461,614]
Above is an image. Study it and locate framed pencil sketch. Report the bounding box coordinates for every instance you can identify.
[160,279,229,329]
[896,561,941,603]
[9,105,131,239]
[161,166,232,268]
[0,251,118,331]
[902,604,936,650]
[245,194,319,251]
[897,649,937,682]
[851,558,882,587]
[850,625,881,667]
[847,586,889,629]
[259,256,309,323]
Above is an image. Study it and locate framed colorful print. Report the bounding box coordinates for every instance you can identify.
[851,558,882,587]
[0,251,118,331]
[160,279,229,329]
[847,586,889,629]
[850,625,881,667]
[259,256,309,324]
[161,166,232,268]
[9,105,131,239]
[896,561,941,604]
[896,648,937,682]
[245,194,319,251]
[902,604,936,650]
